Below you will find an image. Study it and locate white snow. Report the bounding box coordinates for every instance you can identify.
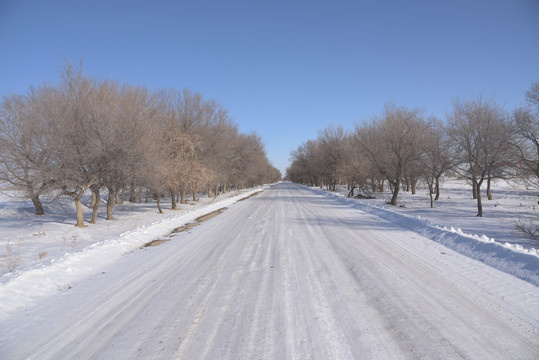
[0,180,538,359]
[315,178,538,286]
[0,187,264,314]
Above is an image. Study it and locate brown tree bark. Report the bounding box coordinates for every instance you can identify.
[390,180,400,206]
[63,186,89,227]
[434,176,441,201]
[106,187,115,220]
[475,180,483,217]
[170,190,177,210]
[156,196,163,214]
[180,188,186,204]
[74,197,85,227]
[90,186,100,224]
[90,191,97,209]
[129,180,136,203]
[487,171,493,200]
[30,194,45,216]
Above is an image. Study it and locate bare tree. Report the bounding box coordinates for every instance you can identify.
[96,84,156,221]
[511,82,539,190]
[355,104,428,206]
[2,63,279,223]
[288,140,319,186]
[0,87,55,215]
[403,160,422,195]
[339,134,377,197]
[42,63,105,227]
[420,118,454,207]
[317,125,346,191]
[447,97,512,216]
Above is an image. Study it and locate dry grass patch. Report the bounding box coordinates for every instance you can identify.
[237,191,263,202]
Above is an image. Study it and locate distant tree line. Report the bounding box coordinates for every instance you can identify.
[0,63,281,226]
[286,82,539,217]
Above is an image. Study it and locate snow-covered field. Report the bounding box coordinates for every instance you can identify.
[333,178,539,247]
[0,180,538,359]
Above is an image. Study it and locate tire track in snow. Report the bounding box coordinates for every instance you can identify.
[2,182,538,359]
[304,193,538,359]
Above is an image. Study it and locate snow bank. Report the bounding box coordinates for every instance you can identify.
[309,187,539,287]
[0,188,264,315]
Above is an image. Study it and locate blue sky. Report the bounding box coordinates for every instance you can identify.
[1,0,538,175]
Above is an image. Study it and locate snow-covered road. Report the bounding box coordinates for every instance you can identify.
[1,182,538,359]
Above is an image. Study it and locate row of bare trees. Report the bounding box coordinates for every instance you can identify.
[0,64,281,226]
[287,83,539,217]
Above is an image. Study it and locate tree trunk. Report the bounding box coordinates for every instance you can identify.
[434,176,441,201]
[193,190,197,202]
[171,190,177,210]
[156,195,163,214]
[90,191,97,209]
[30,194,45,215]
[115,190,120,205]
[390,179,400,206]
[487,172,493,200]
[472,181,477,199]
[63,185,90,227]
[129,181,136,203]
[90,186,100,224]
[411,178,417,195]
[74,196,85,227]
[476,181,483,217]
[106,187,115,220]
[180,188,186,204]
[427,178,434,208]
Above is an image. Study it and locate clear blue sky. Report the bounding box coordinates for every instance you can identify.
[1,0,538,175]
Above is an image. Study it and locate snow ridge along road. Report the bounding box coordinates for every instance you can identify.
[1,182,538,359]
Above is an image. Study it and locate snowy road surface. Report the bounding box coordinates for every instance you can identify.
[1,182,538,359]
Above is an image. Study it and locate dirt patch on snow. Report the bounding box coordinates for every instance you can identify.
[195,208,228,223]
[144,239,170,247]
[237,191,263,201]
[145,207,229,247]
[170,223,199,234]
